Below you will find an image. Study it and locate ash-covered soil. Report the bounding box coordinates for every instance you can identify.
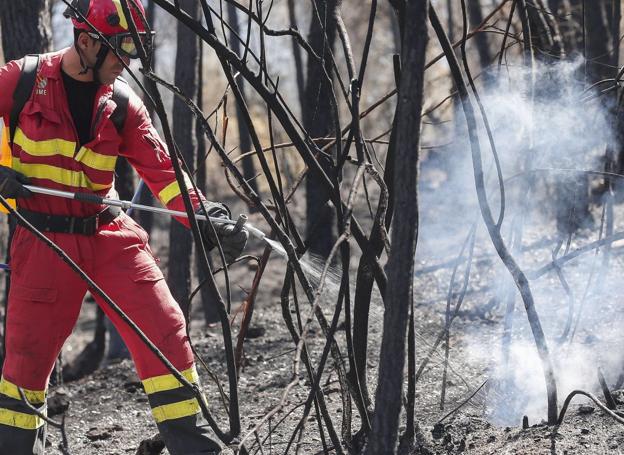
[39,201,624,454]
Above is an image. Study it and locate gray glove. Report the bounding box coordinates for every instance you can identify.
[0,166,31,198]
[198,201,248,264]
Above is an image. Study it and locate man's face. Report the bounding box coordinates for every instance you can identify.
[80,33,129,85]
[96,44,129,85]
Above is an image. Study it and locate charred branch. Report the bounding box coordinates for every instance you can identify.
[365,0,429,452]
[429,3,559,425]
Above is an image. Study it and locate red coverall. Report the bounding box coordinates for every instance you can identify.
[0,49,219,454]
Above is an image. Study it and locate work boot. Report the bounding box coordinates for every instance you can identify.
[0,377,47,455]
[143,366,222,454]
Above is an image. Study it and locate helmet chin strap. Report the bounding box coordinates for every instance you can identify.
[75,39,109,84]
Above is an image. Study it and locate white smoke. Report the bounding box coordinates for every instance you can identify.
[417,57,622,425]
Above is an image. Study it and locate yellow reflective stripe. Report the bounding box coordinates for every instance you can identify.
[142,367,198,395]
[15,128,117,172]
[74,147,117,172]
[158,181,181,205]
[0,378,46,403]
[14,128,74,159]
[0,408,45,430]
[158,174,193,206]
[151,398,200,423]
[13,158,111,191]
[111,0,129,30]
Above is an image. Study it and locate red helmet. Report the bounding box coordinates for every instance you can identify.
[65,0,147,35]
[64,0,152,60]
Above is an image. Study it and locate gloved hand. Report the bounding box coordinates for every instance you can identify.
[198,201,248,264]
[0,166,31,199]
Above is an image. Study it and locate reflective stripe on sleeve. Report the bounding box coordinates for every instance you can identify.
[0,378,46,404]
[0,408,45,430]
[158,173,194,206]
[151,398,200,423]
[142,366,198,395]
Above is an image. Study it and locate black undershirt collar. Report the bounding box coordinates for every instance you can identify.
[61,69,100,146]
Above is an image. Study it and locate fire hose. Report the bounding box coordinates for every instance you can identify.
[0,185,273,271]
[24,184,258,237]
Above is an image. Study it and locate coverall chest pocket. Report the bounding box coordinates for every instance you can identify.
[14,103,65,165]
[15,101,62,143]
[20,102,62,130]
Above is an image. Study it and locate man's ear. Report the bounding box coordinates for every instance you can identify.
[76,31,89,51]
[76,31,97,52]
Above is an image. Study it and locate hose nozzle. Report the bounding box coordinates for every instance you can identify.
[232,214,248,234]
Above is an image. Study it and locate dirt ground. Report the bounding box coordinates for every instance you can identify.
[0,158,608,455]
[46,310,624,455]
[35,196,624,455]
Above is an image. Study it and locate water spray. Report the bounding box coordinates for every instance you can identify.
[19,185,326,284]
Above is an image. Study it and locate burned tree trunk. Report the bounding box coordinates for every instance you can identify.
[287,0,306,106]
[548,0,560,12]
[431,3,560,424]
[365,0,429,452]
[194,39,219,324]
[304,0,340,258]
[584,0,612,83]
[227,3,258,197]
[167,0,201,320]
[556,0,612,234]
[610,0,621,68]
[447,0,455,43]
[526,0,564,58]
[114,159,135,201]
[546,0,580,55]
[467,0,492,81]
[610,3,624,186]
[0,0,51,61]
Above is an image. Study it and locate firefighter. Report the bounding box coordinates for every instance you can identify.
[0,0,248,453]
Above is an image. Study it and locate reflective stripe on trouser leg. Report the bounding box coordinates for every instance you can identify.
[90,217,220,453]
[143,366,221,454]
[0,377,47,455]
